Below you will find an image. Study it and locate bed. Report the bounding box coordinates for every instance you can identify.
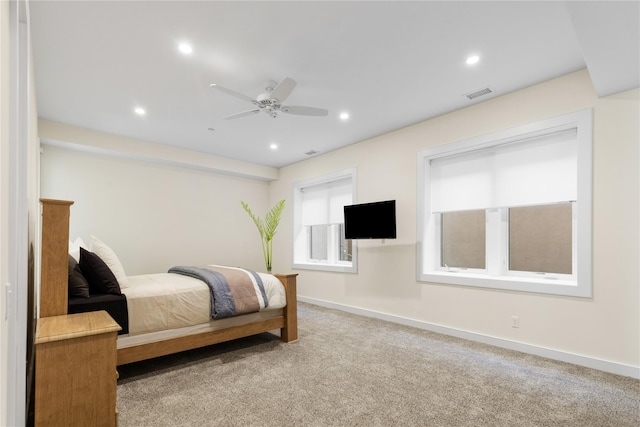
[39,198,298,366]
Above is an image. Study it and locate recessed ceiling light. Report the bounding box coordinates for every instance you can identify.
[134,107,146,116]
[339,112,350,120]
[466,55,480,65]
[270,143,278,150]
[178,43,193,55]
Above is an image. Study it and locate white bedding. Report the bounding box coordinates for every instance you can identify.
[121,270,286,336]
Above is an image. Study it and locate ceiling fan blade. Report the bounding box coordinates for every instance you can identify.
[210,83,255,104]
[281,106,329,117]
[223,109,261,120]
[269,77,297,103]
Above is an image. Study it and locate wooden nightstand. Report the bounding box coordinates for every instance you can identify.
[35,310,121,427]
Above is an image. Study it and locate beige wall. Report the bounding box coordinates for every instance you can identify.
[270,69,640,370]
[40,143,272,275]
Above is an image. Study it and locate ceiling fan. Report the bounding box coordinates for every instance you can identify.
[210,77,329,120]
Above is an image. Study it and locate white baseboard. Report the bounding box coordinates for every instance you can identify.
[298,296,640,379]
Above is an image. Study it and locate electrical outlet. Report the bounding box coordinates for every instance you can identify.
[511,316,519,328]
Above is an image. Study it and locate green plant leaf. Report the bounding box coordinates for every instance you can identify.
[264,199,285,241]
[241,201,264,238]
[241,199,285,272]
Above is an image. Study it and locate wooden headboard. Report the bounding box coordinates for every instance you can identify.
[39,198,74,317]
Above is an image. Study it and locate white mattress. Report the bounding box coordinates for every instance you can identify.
[121,270,286,337]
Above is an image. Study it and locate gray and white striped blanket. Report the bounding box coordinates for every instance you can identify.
[168,265,268,319]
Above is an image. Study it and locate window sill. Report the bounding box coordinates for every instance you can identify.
[420,271,591,298]
[293,262,357,274]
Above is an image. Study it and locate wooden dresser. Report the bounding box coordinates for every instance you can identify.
[35,310,121,427]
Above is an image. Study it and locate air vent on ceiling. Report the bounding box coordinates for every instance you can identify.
[464,86,494,100]
[305,150,319,156]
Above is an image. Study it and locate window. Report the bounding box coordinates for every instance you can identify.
[293,170,357,273]
[417,110,592,297]
[509,203,573,275]
[441,210,486,270]
[309,224,329,261]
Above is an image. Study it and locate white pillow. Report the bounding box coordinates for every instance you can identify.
[68,237,87,262]
[90,235,129,289]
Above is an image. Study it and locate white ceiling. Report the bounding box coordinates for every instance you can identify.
[29,1,639,168]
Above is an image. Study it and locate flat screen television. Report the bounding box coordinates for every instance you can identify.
[344,200,396,239]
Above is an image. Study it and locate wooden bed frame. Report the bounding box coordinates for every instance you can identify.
[39,198,298,366]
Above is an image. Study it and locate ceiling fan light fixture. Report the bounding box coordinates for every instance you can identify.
[212,77,328,120]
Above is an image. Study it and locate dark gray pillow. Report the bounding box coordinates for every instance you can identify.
[79,247,121,295]
[68,254,90,298]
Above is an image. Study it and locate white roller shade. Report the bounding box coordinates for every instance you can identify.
[302,177,352,225]
[430,129,578,212]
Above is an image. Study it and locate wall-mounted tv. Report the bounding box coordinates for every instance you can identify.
[344,200,396,239]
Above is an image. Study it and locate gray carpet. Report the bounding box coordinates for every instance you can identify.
[117,302,639,426]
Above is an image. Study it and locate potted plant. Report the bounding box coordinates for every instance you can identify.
[241,199,285,273]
